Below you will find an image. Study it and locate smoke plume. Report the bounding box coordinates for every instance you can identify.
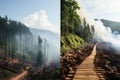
[94,20,120,51]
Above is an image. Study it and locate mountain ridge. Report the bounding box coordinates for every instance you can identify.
[30,28,59,39]
[100,19,120,32]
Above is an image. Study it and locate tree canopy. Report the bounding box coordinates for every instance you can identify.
[61,0,95,53]
[61,0,81,35]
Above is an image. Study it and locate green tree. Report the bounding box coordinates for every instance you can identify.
[61,0,81,35]
[0,15,33,61]
[82,18,93,42]
[36,35,43,66]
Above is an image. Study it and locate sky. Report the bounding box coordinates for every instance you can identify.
[0,0,60,33]
[78,0,120,22]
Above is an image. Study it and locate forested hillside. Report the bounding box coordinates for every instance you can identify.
[0,15,60,80]
[61,0,95,79]
[0,16,33,60]
[61,0,94,54]
[0,16,47,80]
[101,19,120,33]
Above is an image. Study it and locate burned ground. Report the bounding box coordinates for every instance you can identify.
[95,43,120,80]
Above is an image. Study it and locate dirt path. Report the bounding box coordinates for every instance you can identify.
[73,45,99,80]
[9,70,27,80]
[9,66,30,80]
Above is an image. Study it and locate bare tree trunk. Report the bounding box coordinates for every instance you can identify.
[22,35,24,64]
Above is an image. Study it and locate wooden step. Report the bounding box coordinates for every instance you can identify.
[69,70,75,74]
[98,75,104,78]
[99,78,105,80]
[76,69,93,71]
[96,73,102,75]
[73,79,99,80]
[65,77,71,80]
[67,74,74,77]
[74,75,99,79]
[75,71,96,75]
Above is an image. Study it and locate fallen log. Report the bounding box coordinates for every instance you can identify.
[0,63,18,73]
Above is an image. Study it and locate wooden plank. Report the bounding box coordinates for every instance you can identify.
[74,75,99,79]
[76,69,93,71]
[65,77,71,80]
[69,70,75,74]
[75,71,96,75]
[73,79,99,80]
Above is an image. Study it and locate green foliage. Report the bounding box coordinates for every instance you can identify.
[0,15,32,47]
[61,0,81,35]
[39,69,60,80]
[61,0,94,40]
[0,15,33,62]
[0,16,47,66]
[82,24,92,41]
[75,18,94,42]
[61,34,87,53]
[61,0,94,54]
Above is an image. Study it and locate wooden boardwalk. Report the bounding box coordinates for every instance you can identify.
[73,45,100,80]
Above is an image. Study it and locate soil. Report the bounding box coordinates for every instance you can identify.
[95,42,120,80]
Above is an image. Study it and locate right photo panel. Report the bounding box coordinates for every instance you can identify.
[61,0,120,80]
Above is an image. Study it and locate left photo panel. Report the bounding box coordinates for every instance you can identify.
[0,0,60,80]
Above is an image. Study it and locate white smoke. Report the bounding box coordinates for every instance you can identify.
[94,20,120,51]
[77,0,120,51]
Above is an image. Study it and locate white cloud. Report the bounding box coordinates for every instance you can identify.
[78,0,120,21]
[21,10,59,34]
